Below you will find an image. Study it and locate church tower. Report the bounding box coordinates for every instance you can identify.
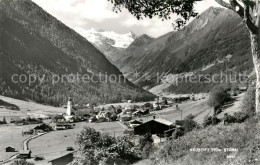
[66,97,72,116]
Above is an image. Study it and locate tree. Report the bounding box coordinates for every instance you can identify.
[182,114,199,133]
[242,86,256,117]
[2,117,7,124]
[164,99,168,105]
[139,134,154,158]
[108,0,260,113]
[74,127,139,165]
[208,85,231,116]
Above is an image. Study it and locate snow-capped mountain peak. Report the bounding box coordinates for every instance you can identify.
[74,27,137,49]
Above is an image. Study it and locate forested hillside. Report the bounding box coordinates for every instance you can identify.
[114,7,252,93]
[0,0,155,106]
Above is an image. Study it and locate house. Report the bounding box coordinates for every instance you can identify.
[34,129,44,135]
[5,146,15,152]
[18,150,32,159]
[48,153,74,165]
[132,109,150,117]
[140,109,150,115]
[132,110,142,117]
[54,123,74,130]
[153,102,162,110]
[239,86,247,92]
[118,111,132,122]
[119,114,132,122]
[117,107,133,122]
[22,129,34,135]
[88,116,97,123]
[52,115,65,123]
[129,120,143,128]
[96,111,111,120]
[134,118,174,137]
[115,108,122,114]
[144,102,152,108]
[152,134,167,144]
[94,107,102,112]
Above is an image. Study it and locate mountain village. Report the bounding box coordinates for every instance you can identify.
[0,0,260,165]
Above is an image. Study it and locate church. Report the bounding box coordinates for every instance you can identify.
[64,97,77,121]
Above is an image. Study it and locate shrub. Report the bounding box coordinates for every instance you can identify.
[203,116,221,127]
[223,113,236,124]
[182,115,199,133]
[139,134,154,159]
[173,127,185,139]
[242,86,255,117]
[141,142,154,159]
[224,112,249,124]
[233,112,249,123]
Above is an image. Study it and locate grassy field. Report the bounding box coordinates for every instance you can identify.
[0,122,125,164]
[139,93,244,124]
[139,98,212,124]
[28,122,125,163]
[0,124,36,162]
[0,95,64,122]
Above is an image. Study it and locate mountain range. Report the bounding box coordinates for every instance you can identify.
[75,27,137,63]
[94,7,252,94]
[0,0,155,106]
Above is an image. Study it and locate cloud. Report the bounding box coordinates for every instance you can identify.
[32,0,222,37]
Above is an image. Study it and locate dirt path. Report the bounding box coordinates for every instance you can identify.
[0,154,19,165]
[0,132,48,165]
[23,133,47,150]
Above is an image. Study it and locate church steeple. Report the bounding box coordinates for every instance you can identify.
[66,97,72,116]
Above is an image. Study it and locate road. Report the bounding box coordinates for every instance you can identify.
[23,133,47,150]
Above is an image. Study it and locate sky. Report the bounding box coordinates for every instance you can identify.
[32,0,222,37]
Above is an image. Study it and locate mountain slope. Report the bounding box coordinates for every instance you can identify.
[115,7,252,93]
[75,27,137,63]
[0,0,154,106]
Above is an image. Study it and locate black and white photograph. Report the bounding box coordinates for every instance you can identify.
[0,0,260,164]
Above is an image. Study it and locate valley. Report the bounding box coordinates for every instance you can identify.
[0,90,244,164]
[0,0,256,164]
[0,0,155,107]
[102,7,252,94]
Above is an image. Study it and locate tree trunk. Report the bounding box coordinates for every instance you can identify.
[250,32,260,114]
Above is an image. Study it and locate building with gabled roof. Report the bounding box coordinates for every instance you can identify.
[5,146,15,152]
[129,119,143,128]
[18,150,31,159]
[134,117,174,137]
[48,152,74,165]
